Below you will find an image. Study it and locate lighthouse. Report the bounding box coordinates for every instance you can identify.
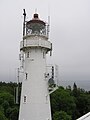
[19,10,52,120]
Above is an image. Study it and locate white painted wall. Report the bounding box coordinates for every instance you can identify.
[19,36,52,120]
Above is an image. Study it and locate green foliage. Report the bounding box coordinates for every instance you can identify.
[0,82,90,120]
[5,107,12,118]
[0,82,19,120]
[0,111,7,120]
[9,107,19,120]
[53,111,72,120]
[0,92,14,106]
[51,85,90,120]
[50,86,76,116]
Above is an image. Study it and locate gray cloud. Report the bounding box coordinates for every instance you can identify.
[0,0,90,84]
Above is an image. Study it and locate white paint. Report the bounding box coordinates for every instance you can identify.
[19,34,52,120]
[77,112,90,120]
[20,39,51,50]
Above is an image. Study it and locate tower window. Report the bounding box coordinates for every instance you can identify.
[43,52,45,58]
[24,96,27,103]
[27,52,29,58]
[45,95,48,103]
[25,73,28,79]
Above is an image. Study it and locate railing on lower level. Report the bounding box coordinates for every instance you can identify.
[20,39,52,51]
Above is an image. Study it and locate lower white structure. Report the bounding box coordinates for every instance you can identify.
[19,13,52,120]
[77,112,90,120]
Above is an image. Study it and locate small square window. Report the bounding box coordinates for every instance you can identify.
[24,96,27,103]
[27,52,29,58]
[25,73,28,79]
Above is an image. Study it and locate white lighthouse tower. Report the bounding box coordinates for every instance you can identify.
[19,10,52,120]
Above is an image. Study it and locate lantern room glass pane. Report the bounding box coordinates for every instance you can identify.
[26,23,47,36]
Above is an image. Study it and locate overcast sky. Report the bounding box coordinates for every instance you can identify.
[0,0,90,84]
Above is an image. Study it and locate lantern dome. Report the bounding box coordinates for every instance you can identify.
[26,13,46,36]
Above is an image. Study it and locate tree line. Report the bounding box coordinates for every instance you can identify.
[0,82,90,120]
[51,83,90,120]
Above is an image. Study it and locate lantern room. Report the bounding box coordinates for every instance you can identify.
[26,13,48,37]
